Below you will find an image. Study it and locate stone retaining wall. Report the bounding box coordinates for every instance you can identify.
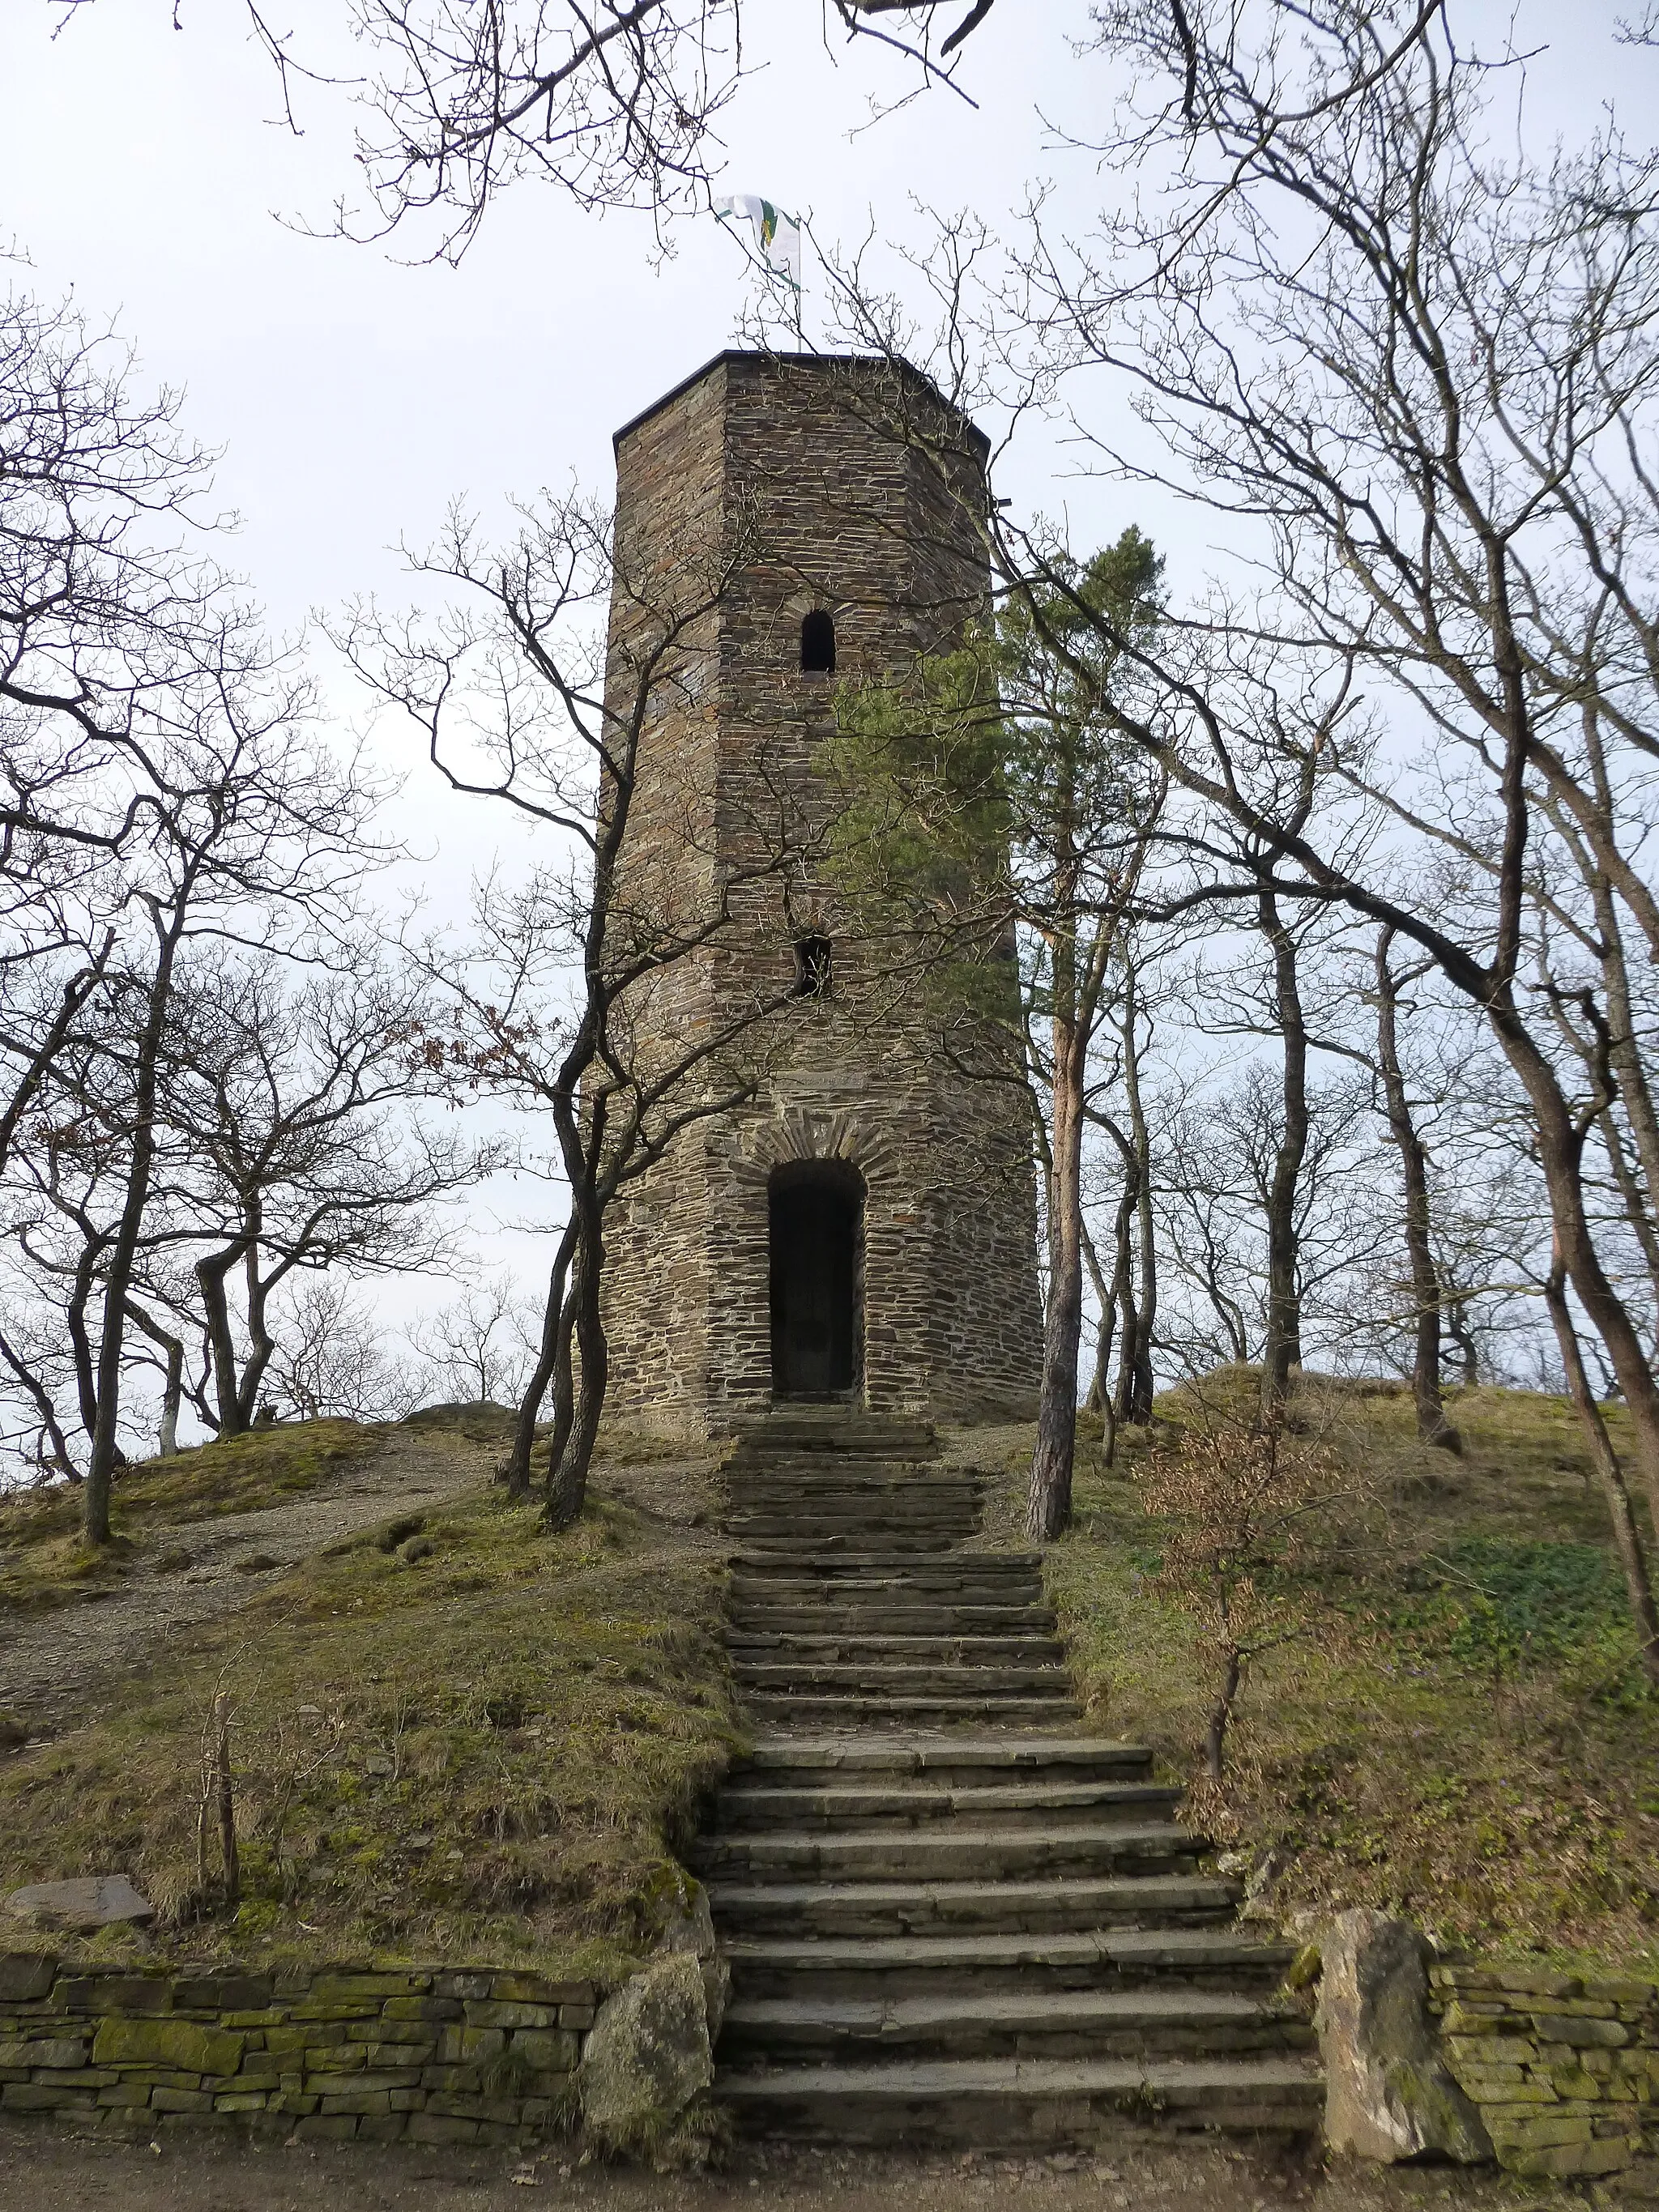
[1430,1959,1659,2180]
[0,1951,596,2146]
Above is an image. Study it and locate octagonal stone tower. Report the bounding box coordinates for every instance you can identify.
[599,351,1043,1434]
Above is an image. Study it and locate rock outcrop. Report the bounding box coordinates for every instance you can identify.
[577,1951,715,2158]
[1318,1909,1493,2163]
[4,1876,156,1933]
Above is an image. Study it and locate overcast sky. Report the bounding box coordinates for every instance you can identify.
[2,0,1655,1349]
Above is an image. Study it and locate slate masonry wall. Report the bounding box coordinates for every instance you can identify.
[0,1952,594,2146]
[599,351,1044,1435]
[1430,1958,1659,2179]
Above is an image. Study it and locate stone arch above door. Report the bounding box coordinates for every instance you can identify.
[734,1105,898,1187]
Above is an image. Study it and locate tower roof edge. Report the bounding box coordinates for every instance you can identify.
[611,348,990,456]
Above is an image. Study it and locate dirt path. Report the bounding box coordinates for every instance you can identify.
[0,1426,493,1741]
[0,2123,1579,2212]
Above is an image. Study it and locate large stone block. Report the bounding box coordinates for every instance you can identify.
[2,2082,86,2111]
[4,1879,154,1935]
[1531,2014,1629,2048]
[461,2001,553,2030]
[1319,1911,1494,2164]
[173,1976,271,2012]
[147,2088,214,2114]
[92,2017,245,2076]
[577,1952,713,2153]
[405,2112,480,2144]
[0,1956,56,2002]
[56,1975,172,2015]
[510,2029,578,2072]
[0,2037,86,2069]
[1506,2138,1636,2179]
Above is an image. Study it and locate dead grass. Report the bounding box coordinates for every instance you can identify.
[0,1466,740,1986]
[0,1421,389,1614]
[978,1375,1659,1972]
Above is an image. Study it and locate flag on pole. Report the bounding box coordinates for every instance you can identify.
[714,195,802,290]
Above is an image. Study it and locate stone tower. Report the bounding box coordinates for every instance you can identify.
[599,351,1043,1434]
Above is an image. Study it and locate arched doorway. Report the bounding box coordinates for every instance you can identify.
[769,1161,864,1399]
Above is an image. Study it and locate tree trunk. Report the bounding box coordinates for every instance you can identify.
[124,1299,186,1458]
[1108,1143,1141,1430]
[1491,993,1659,1547]
[0,1328,78,1477]
[1257,889,1308,1425]
[505,1213,581,1498]
[158,1349,182,1458]
[86,910,186,1545]
[234,1212,276,1430]
[1543,1255,1659,1688]
[196,1242,253,1439]
[1030,1006,1085,1544]
[1124,971,1158,1422]
[1375,929,1461,1452]
[1080,1221,1118,1465]
[546,1217,607,1532]
[213,1691,240,1907]
[1205,1647,1244,1784]
[541,1279,581,1495]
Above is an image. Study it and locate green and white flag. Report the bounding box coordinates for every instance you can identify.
[714,195,801,290]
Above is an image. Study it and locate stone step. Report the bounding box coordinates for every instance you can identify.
[732,1662,1072,1696]
[729,1567,1046,1597]
[728,1522,981,1545]
[729,1587,1050,1613]
[741,1694,1081,1728]
[726,1519,983,1541]
[728,1500,983,1523]
[726,1605,1058,1636]
[726,1477,959,1499]
[708,1873,1239,1938]
[739,1548,982,1566]
[735,1738,1154,1784]
[727,1418,939,1460]
[728,1634,1068,1667]
[731,1549,1044,1571]
[693,1823,1205,1884]
[713,1779,1184,1831]
[723,1927,1299,2001]
[714,2054,1324,2146]
[726,1475,983,1497]
[720,1987,1314,2063]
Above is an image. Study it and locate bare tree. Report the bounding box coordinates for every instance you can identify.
[407,1273,539,1406]
[0,274,390,1526]
[340,490,816,1527]
[155,0,1006,262]
[948,0,1659,1626]
[268,1276,424,1422]
[151,949,485,1438]
[829,531,1168,1540]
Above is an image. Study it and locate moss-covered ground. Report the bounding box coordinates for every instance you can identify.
[1019,1374,1659,1972]
[0,1421,389,1614]
[0,1423,739,1986]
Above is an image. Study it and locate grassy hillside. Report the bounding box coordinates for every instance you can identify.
[0,1423,739,1984]
[1030,1375,1659,1970]
[0,1420,389,1614]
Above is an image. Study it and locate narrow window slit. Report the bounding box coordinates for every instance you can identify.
[793,935,833,999]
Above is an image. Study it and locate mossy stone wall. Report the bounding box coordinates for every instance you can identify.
[0,1952,595,2146]
[1431,1959,1659,2180]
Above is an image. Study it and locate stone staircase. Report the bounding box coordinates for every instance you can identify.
[691,1413,1322,2148]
